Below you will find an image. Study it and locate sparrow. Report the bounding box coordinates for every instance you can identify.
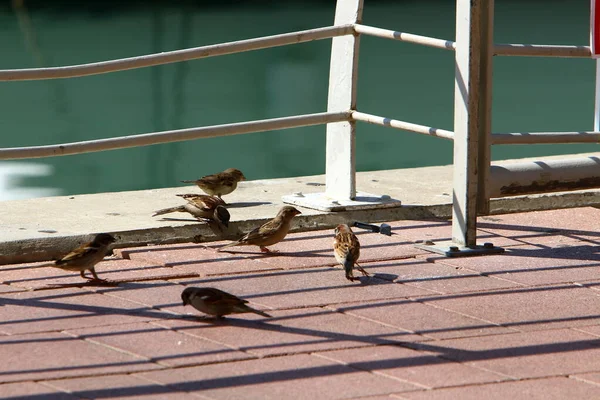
[54,233,116,281]
[181,287,271,318]
[181,168,246,199]
[218,205,301,253]
[333,224,369,281]
[153,194,230,227]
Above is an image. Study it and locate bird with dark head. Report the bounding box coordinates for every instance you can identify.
[333,224,369,282]
[181,168,246,200]
[181,287,271,318]
[54,233,116,281]
[153,194,230,228]
[218,205,301,253]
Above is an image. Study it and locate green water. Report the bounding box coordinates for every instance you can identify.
[0,0,596,199]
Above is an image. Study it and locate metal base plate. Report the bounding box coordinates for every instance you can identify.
[415,240,505,258]
[282,191,401,212]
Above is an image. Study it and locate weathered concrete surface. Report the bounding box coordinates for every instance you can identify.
[2,153,600,264]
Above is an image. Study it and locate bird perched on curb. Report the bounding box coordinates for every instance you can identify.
[53,233,116,281]
[181,168,246,200]
[218,205,301,253]
[181,287,271,318]
[333,224,369,282]
[153,194,230,228]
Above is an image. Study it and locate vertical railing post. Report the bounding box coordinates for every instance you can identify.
[594,59,600,131]
[452,0,494,247]
[325,0,363,200]
[477,0,494,216]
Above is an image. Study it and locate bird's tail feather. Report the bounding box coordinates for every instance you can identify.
[38,261,58,268]
[152,206,186,217]
[239,305,272,318]
[251,308,272,318]
[218,240,241,251]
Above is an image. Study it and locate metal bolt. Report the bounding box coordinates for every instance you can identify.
[293,192,304,197]
[380,194,391,201]
[483,242,494,249]
[448,246,460,252]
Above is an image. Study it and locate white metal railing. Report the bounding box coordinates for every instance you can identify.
[0,112,350,160]
[0,25,353,81]
[0,21,593,160]
[1,0,598,254]
[351,112,454,141]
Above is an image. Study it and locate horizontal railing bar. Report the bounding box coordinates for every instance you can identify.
[354,24,456,51]
[492,131,600,145]
[353,24,590,59]
[0,25,354,81]
[352,111,454,140]
[0,23,590,83]
[0,111,352,160]
[494,44,591,58]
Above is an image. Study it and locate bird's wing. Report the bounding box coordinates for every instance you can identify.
[179,193,225,205]
[335,232,360,262]
[244,219,281,241]
[220,219,282,249]
[199,174,222,184]
[185,196,214,212]
[55,243,97,265]
[204,174,236,188]
[202,288,247,306]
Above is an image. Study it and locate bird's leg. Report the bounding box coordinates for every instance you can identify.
[80,270,87,279]
[356,264,370,277]
[89,267,105,281]
[345,272,357,281]
[217,194,228,205]
[260,246,278,253]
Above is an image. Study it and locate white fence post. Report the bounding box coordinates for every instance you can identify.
[452,0,493,247]
[477,0,494,216]
[595,61,600,131]
[325,0,363,200]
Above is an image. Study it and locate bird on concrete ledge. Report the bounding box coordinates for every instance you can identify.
[181,168,246,201]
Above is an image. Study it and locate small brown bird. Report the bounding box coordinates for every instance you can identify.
[219,206,301,253]
[333,224,369,281]
[54,233,116,281]
[181,168,246,199]
[153,194,230,227]
[181,287,271,318]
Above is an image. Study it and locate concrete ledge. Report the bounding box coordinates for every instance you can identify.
[2,153,600,265]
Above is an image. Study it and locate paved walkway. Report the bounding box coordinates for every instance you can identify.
[2,207,600,399]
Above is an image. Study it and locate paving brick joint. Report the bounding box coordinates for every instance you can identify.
[2,207,600,399]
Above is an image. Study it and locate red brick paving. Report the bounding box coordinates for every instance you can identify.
[2,207,600,398]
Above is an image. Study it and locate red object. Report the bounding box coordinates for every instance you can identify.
[593,0,600,56]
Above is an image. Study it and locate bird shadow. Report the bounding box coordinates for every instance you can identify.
[349,274,398,285]
[156,217,199,223]
[369,273,398,282]
[43,279,121,290]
